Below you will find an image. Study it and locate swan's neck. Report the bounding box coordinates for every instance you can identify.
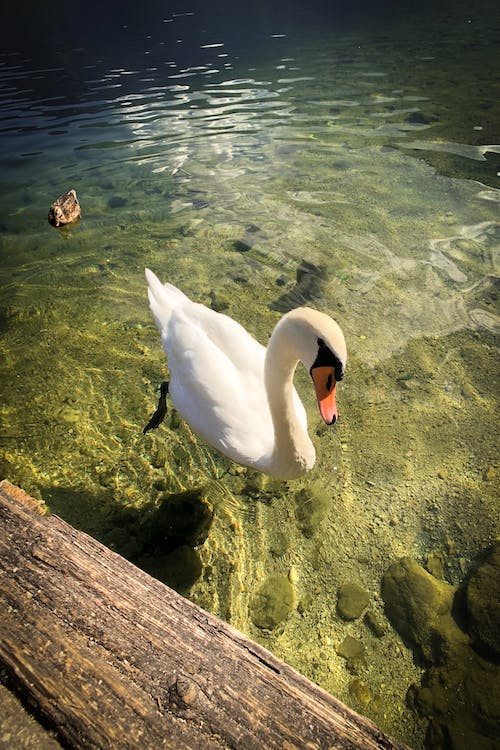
[264,319,316,479]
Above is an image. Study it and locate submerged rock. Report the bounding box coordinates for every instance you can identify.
[108,195,128,209]
[364,609,387,637]
[407,651,500,750]
[424,549,446,580]
[336,635,366,674]
[337,582,370,621]
[382,554,500,750]
[348,677,372,706]
[465,542,500,659]
[150,444,166,468]
[249,574,296,630]
[295,482,330,538]
[381,556,460,663]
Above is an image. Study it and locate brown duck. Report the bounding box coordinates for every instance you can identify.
[48,189,81,227]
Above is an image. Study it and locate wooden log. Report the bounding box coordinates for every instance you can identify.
[0,480,409,750]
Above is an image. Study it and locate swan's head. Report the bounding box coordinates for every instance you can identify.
[283,307,347,425]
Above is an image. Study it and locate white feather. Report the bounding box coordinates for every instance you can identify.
[145,269,346,478]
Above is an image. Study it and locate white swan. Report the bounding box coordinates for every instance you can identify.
[146,269,347,479]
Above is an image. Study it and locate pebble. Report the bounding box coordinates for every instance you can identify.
[337,582,370,621]
[249,575,296,630]
[364,610,387,637]
[288,566,299,585]
[461,382,475,399]
[336,636,367,673]
[151,445,166,468]
[57,405,80,424]
[483,466,495,481]
[349,677,372,705]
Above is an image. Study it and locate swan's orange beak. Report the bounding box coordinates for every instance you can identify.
[311,366,338,424]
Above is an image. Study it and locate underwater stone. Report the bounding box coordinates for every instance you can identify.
[382,557,500,747]
[465,542,500,658]
[150,445,166,468]
[208,291,230,312]
[348,677,372,706]
[232,239,252,252]
[405,110,432,125]
[483,465,496,481]
[57,405,81,425]
[169,410,182,430]
[297,591,314,614]
[108,195,128,209]
[337,582,370,621]
[249,574,296,630]
[269,529,289,558]
[363,609,387,637]
[288,566,299,585]
[425,550,446,580]
[407,643,500,750]
[295,482,330,538]
[461,382,475,399]
[381,557,459,663]
[336,636,366,674]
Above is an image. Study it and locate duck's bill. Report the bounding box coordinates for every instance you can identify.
[311,365,338,424]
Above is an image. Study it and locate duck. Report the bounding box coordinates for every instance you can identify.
[48,189,81,227]
[146,268,347,479]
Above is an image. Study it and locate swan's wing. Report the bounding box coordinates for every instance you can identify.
[146,267,265,376]
[166,307,274,465]
[146,269,307,467]
[146,268,189,328]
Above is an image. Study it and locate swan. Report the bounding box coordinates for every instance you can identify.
[146,268,347,479]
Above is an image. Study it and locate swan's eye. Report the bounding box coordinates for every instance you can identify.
[326,373,333,391]
[311,339,344,382]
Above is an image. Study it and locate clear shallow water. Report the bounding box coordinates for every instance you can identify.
[0,2,499,748]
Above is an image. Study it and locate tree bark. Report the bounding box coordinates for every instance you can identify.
[0,480,408,750]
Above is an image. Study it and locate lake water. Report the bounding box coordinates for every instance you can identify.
[1,1,499,748]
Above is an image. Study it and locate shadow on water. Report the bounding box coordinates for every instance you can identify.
[43,483,213,594]
[270,260,327,312]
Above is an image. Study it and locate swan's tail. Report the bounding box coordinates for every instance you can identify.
[145,268,188,335]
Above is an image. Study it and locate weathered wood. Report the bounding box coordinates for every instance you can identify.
[0,480,409,750]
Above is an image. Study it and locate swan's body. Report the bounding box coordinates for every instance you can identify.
[146,269,347,479]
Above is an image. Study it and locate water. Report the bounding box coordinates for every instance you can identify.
[1,1,499,747]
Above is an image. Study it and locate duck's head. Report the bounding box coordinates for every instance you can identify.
[284,307,347,425]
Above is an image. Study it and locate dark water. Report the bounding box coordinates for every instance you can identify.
[1,2,499,748]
